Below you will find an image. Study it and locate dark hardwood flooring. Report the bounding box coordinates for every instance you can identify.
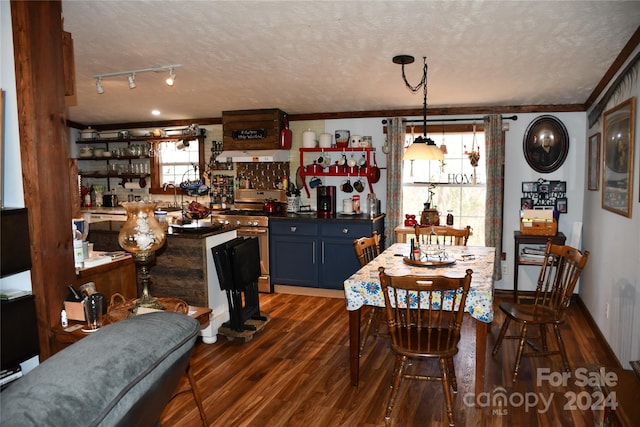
[161,292,619,426]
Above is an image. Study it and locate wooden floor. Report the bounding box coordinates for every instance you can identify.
[161,292,619,427]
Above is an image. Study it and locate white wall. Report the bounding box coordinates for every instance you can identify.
[582,48,640,369]
[1,0,32,295]
[499,112,586,292]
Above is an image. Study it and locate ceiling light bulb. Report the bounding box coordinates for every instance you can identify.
[166,68,176,86]
[128,73,136,89]
[96,77,104,94]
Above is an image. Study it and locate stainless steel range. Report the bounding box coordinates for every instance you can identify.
[211,189,287,293]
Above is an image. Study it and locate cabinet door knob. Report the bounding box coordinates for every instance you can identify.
[290,226,297,233]
[342,228,349,234]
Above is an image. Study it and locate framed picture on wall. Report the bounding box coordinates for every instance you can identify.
[520,197,533,210]
[523,115,570,173]
[588,133,601,191]
[555,197,568,213]
[602,97,635,217]
[522,182,537,193]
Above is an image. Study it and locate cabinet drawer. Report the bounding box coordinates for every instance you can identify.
[269,221,318,236]
[320,222,371,239]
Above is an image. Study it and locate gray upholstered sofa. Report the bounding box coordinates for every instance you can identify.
[0,311,199,427]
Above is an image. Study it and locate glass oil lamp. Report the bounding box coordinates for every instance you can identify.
[118,200,167,309]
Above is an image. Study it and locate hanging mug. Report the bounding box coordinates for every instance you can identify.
[309,176,323,188]
[354,178,365,193]
[341,179,353,193]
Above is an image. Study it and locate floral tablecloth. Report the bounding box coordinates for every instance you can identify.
[344,243,496,323]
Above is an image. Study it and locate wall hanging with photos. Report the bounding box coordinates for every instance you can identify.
[521,178,568,213]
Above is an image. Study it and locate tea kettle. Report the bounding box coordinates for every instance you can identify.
[263,199,277,213]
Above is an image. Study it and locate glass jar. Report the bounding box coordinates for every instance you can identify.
[352,195,360,214]
[154,210,169,232]
[446,210,454,226]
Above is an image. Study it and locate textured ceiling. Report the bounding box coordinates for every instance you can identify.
[61,1,640,126]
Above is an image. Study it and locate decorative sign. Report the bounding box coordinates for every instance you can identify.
[232,129,267,140]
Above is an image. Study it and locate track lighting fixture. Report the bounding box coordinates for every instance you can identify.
[166,68,176,86]
[96,77,104,94]
[93,64,181,94]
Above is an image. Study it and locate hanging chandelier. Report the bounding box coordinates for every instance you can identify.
[393,55,444,161]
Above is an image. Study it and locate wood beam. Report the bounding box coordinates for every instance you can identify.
[11,0,76,359]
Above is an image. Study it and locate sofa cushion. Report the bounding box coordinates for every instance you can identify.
[1,311,199,427]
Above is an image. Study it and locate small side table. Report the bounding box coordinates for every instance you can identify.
[513,231,566,302]
[51,304,212,350]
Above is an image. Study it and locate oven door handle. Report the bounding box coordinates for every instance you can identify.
[236,227,268,236]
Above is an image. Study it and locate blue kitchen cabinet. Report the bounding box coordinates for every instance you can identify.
[269,216,384,290]
[270,221,319,287]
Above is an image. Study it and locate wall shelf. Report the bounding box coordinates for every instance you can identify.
[298,147,377,197]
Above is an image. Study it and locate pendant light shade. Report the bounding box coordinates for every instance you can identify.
[393,55,444,162]
[404,136,445,161]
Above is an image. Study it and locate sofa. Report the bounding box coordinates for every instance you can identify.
[0,311,199,427]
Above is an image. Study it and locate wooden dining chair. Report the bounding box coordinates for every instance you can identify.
[492,241,589,382]
[414,225,471,246]
[352,231,382,355]
[379,266,473,426]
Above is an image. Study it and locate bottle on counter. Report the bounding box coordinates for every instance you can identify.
[61,309,68,328]
[352,195,360,214]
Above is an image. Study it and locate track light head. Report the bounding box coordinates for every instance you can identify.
[128,73,136,89]
[96,77,104,94]
[166,68,176,86]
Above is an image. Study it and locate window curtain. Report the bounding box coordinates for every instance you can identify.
[385,117,405,246]
[483,114,504,281]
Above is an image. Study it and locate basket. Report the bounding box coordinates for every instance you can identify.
[520,219,557,236]
[107,293,189,323]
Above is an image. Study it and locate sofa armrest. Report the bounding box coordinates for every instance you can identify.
[1,311,199,427]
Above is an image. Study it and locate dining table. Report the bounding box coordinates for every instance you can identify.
[344,242,495,397]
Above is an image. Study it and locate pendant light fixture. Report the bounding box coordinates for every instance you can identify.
[96,77,104,94]
[93,64,181,94]
[393,55,444,161]
[165,68,176,86]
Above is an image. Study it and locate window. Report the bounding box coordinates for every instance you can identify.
[149,137,205,194]
[402,126,485,246]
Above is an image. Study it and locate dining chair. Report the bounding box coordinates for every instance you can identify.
[352,231,382,355]
[378,266,473,426]
[414,225,471,246]
[492,241,589,382]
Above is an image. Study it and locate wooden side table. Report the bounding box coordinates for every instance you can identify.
[513,231,566,302]
[51,303,212,351]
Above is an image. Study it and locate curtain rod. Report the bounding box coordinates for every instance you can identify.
[381,115,517,125]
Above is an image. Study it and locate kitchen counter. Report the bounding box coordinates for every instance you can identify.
[87,220,238,344]
[89,220,236,246]
[269,214,385,290]
[269,212,385,222]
